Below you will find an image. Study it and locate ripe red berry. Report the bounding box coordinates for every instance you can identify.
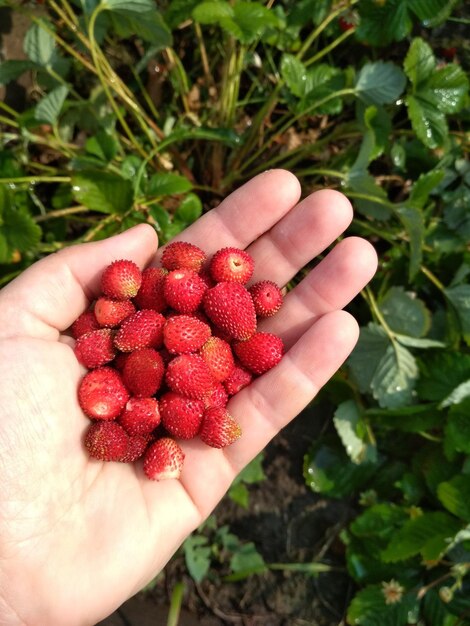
[122,348,165,397]
[200,337,235,382]
[165,354,215,400]
[163,315,211,355]
[202,383,229,410]
[101,260,142,300]
[234,332,284,375]
[163,269,207,314]
[223,364,253,396]
[119,398,161,436]
[120,434,151,463]
[203,282,257,341]
[133,267,167,312]
[84,421,129,462]
[143,437,185,480]
[160,391,205,439]
[71,310,100,339]
[114,310,165,352]
[249,280,283,317]
[94,297,135,328]
[161,241,206,273]
[78,367,130,420]
[209,247,254,284]
[199,408,242,448]
[74,329,116,369]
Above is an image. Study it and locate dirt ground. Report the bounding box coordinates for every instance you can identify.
[97,400,355,626]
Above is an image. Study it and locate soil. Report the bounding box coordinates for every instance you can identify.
[97,400,356,626]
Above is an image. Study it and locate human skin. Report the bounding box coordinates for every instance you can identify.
[0,170,377,625]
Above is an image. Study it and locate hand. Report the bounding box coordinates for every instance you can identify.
[0,170,377,626]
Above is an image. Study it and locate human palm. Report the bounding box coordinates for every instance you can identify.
[0,171,377,626]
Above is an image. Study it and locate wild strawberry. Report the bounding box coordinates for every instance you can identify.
[94,297,135,328]
[101,259,142,300]
[122,348,165,397]
[120,434,151,463]
[199,408,242,448]
[74,329,116,369]
[163,315,211,355]
[133,267,167,312]
[234,332,284,375]
[165,354,215,400]
[209,247,254,284]
[223,364,253,396]
[200,337,235,382]
[84,421,128,462]
[163,269,207,314]
[78,367,130,420]
[160,391,205,439]
[113,352,130,371]
[71,310,100,339]
[249,281,283,317]
[202,383,229,410]
[114,310,165,352]
[119,398,161,436]
[199,271,215,290]
[143,437,185,480]
[203,282,257,340]
[161,241,206,273]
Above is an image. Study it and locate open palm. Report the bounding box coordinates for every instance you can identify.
[0,171,377,626]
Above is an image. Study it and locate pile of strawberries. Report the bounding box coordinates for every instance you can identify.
[72,241,284,480]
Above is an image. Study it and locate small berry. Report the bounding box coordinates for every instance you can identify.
[133,267,167,312]
[101,260,142,300]
[161,241,206,273]
[163,269,207,314]
[71,310,100,339]
[203,282,257,340]
[200,337,235,382]
[114,310,165,352]
[200,408,242,448]
[249,281,283,317]
[223,365,253,396]
[74,329,116,369]
[84,421,128,461]
[120,434,151,463]
[94,297,135,328]
[143,438,185,480]
[119,398,161,436]
[210,247,254,284]
[165,354,215,400]
[122,348,165,397]
[234,332,284,375]
[163,315,211,355]
[202,383,229,410]
[113,352,130,371]
[160,391,205,439]
[78,367,130,420]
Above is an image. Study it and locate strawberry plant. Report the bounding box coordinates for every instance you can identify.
[1,0,470,622]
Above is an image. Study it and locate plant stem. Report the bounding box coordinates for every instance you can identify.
[0,176,71,184]
[35,206,89,222]
[0,115,19,128]
[364,286,396,342]
[304,27,355,67]
[0,101,19,118]
[420,265,446,293]
[166,582,184,626]
[294,168,347,179]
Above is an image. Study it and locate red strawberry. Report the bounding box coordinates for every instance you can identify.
[122,348,165,397]
[74,329,116,369]
[209,247,254,284]
[71,310,100,339]
[199,408,242,448]
[84,421,128,461]
[199,271,215,290]
[120,434,151,462]
[161,241,206,273]
[163,315,211,355]
[160,391,205,439]
[78,367,130,420]
[163,269,207,314]
[119,398,161,436]
[113,352,130,371]
[234,332,284,375]
[165,354,215,400]
[94,297,135,328]
[223,364,253,396]
[101,260,142,300]
[133,267,167,312]
[203,282,257,340]
[200,337,235,382]
[202,383,229,410]
[114,310,165,352]
[249,281,283,317]
[143,437,185,480]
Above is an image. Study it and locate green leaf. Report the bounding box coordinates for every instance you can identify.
[356,0,412,46]
[444,399,470,454]
[228,483,249,508]
[348,324,390,394]
[347,584,420,626]
[35,86,69,125]
[395,335,445,349]
[148,173,192,197]
[333,400,376,464]
[381,512,462,562]
[406,92,447,149]
[355,62,406,105]
[24,21,56,66]
[165,0,200,28]
[438,475,470,522]
[351,504,409,540]
[395,205,424,280]
[427,64,469,114]
[367,404,442,433]
[409,170,445,209]
[2,208,42,252]
[378,286,430,338]
[441,382,470,409]
[193,1,234,23]
[0,60,39,86]
[85,130,118,163]
[300,64,344,115]
[102,0,156,13]
[229,2,280,44]
[183,534,211,582]
[404,38,435,86]
[71,170,134,214]
[445,285,470,345]
[175,193,202,224]
[109,10,172,46]
[346,169,392,220]
[423,590,460,626]
[444,185,470,240]
[281,54,308,98]
[417,353,470,402]
[232,452,265,486]
[229,542,265,574]
[408,0,459,26]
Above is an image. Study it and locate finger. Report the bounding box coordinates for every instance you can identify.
[0,224,158,341]
[247,189,353,286]
[261,237,378,349]
[156,169,301,259]
[178,310,359,518]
